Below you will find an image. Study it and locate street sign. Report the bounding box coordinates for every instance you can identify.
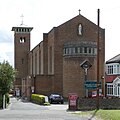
[85,81,97,89]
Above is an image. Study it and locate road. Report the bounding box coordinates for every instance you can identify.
[0,97,92,120]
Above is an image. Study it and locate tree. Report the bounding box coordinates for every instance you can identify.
[0,61,16,108]
[0,61,16,95]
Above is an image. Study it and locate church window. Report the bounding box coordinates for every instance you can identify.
[93,48,97,55]
[66,48,69,54]
[91,48,93,54]
[75,47,78,53]
[63,48,65,54]
[23,37,26,42]
[21,58,24,64]
[72,48,75,54]
[84,47,87,53]
[63,42,97,57]
[88,47,91,54]
[20,37,26,43]
[26,29,29,32]
[20,37,23,43]
[80,47,83,53]
[69,48,72,54]
[77,47,80,53]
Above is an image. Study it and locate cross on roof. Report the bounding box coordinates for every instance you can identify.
[78,9,81,15]
[20,14,24,25]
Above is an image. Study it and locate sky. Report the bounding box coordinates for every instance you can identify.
[0,0,120,66]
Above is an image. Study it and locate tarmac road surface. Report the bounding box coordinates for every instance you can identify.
[0,97,94,120]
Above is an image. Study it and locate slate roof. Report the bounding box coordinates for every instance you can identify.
[106,54,120,64]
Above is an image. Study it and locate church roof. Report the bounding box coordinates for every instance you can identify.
[106,54,120,64]
[57,14,98,29]
[48,14,104,34]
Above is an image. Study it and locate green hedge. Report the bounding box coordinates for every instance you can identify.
[31,94,48,105]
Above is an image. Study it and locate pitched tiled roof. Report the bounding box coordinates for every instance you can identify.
[105,75,117,82]
[106,54,120,64]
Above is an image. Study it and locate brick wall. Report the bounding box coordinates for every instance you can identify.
[34,75,54,96]
[78,98,120,110]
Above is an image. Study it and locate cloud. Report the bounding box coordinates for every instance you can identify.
[0,29,13,43]
[0,30,13,65]
[0,43,13,57]
[0,0,120,64]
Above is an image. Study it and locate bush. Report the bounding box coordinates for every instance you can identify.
[31,94,45,105]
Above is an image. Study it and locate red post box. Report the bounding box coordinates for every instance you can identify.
[68,93,78,110]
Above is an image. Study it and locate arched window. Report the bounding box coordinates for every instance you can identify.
[20,37,26,43]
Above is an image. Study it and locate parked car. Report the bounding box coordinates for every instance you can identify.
[49,93,64,104]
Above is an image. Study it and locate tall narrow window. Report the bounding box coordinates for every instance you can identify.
[22,58,24,64]
[88,47,91,54]
[20,37,23,43]
[20,37,26,43]
[23,37,26,42]
[107,84,113,96]
[35,53,37,74]
[75,47,78,53]
[48,46,52,74]
[84,47,87,53]
[80,47,82,53]
[50,47,52,73]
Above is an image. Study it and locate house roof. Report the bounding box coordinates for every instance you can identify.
[106,54,120,64]
[105,75,117,82]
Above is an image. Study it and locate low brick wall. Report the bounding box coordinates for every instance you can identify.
[78,98,120,110]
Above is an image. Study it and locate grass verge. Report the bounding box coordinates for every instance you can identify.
[74,109,120,120]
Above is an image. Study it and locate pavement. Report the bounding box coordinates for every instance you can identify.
[0,96,100,120]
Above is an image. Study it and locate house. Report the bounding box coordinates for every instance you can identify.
[105,54,120,97]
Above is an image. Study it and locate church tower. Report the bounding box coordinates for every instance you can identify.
[12,22,33,95]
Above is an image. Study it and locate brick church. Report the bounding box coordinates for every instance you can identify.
[12,13,105,99]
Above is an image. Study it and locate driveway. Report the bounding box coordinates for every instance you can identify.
[0,97,92,120]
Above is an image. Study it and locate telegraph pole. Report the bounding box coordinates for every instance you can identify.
[96,9,100,110]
